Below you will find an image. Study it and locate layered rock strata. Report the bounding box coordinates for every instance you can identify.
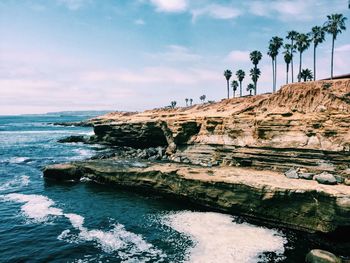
[44,160,350,234]
[47,79,350,235]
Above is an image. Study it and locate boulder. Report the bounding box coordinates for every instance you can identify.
[299,173,314,180]
[284,168,299,179]
[305,249,340,263]
[314,172,337,185]
[344,178,350,186]
[58,135,86,143]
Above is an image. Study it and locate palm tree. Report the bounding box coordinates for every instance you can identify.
[249,51,262,95]
[267,46,277,92]
[283,44,292,84]
[223,70,232,99]
[236,69,245,97]
[170,101,177,109]
[286,31,299,82]
[298,69,313,82]
[247,83,255,96]
[185,98,189,107]
[268,36,283,92]
[308,26,325,80]
[189,98,193,106]
[295,33,311,82]
[199,95,206,103]
[231,80,239,98]
[250,68,261,95]
[324,14,347,79]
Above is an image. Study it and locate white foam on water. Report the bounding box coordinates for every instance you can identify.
[0,175,30,191]
[163,211,287,263]
[1,193,165,260]
[1,194,63,222]
[73,149,94,159]
[80,131,94,136]
[8,157,30,164]
[80,177,92,182]
[62,213,165,259]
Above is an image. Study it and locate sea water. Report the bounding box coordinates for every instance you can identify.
[0,113,314,262]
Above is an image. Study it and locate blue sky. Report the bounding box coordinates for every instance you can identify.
[0,0,349,114]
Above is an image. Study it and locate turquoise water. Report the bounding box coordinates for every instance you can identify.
[0,114,329,262]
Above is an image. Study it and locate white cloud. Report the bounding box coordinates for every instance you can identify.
[56,0,91,10]
[246,0,316,21]
[134,19,145,25]
[191,4,241,21]
[225,50,250,63]
[146,45,202,62]
[149,0,187,12]
[335,44,350,52]
[79,65,219,85]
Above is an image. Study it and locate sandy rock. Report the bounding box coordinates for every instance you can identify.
[305,249,340,263]
[314,172,337,185]
[284,168,299,179]
[299,173,314,180]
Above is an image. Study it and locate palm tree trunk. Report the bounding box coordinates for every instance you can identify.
[233,91,235,98]
[271,58,275,93]
[331,36,334,79]
[298,51,302,82]
[227,80,229,99]
[286,63,289,84]
[239,82,242,97]
[254,65,257,95]
[313,44,316,81]
[274,57,277,92]
[291,40,294,83]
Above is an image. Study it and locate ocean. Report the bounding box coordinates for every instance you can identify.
[0,113,317,262]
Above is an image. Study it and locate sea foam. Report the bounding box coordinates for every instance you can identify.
[2,193,165,260]
[163,211,286,263]
[0,175,30,191]
[1,193,63,222]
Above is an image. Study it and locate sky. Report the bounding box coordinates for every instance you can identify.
[0,0,349,115]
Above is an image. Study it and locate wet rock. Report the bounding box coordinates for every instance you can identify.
[314,172,337,185]
[344,178,350,186]
[299,173,314,180]
[284,168,299,179]
[305,249,340,263]
[58,135,87,143]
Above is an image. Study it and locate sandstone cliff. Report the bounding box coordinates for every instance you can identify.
[44,79,350,236]
[89,79,350,175]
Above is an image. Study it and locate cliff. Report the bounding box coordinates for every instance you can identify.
[44,79,350,236]
[89,79,350,174]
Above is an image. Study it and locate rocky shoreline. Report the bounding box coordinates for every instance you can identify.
[44,79,350,259]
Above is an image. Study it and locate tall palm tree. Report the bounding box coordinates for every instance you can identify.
[249,51,262,95]
[268,36,283,92]
[308,26,325,80]
[185,98,189,107]
[283,44,292,84]
[247,83,255,96]
[250,68,261,95]
[231,80,239,98]
[236,69,245,97]
[295,33,311,82]
[286,30,298,82]
[298,69,313,82]
[324,13,347,79]
[267,46,277,93]
[223,70,232,99]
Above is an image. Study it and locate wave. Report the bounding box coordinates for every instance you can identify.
[162,211,286,263]
[0,130,87,134]
[0,175,30,191]
[2,193,165,260]
[1,193,63,222]
[8,157,31,164]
